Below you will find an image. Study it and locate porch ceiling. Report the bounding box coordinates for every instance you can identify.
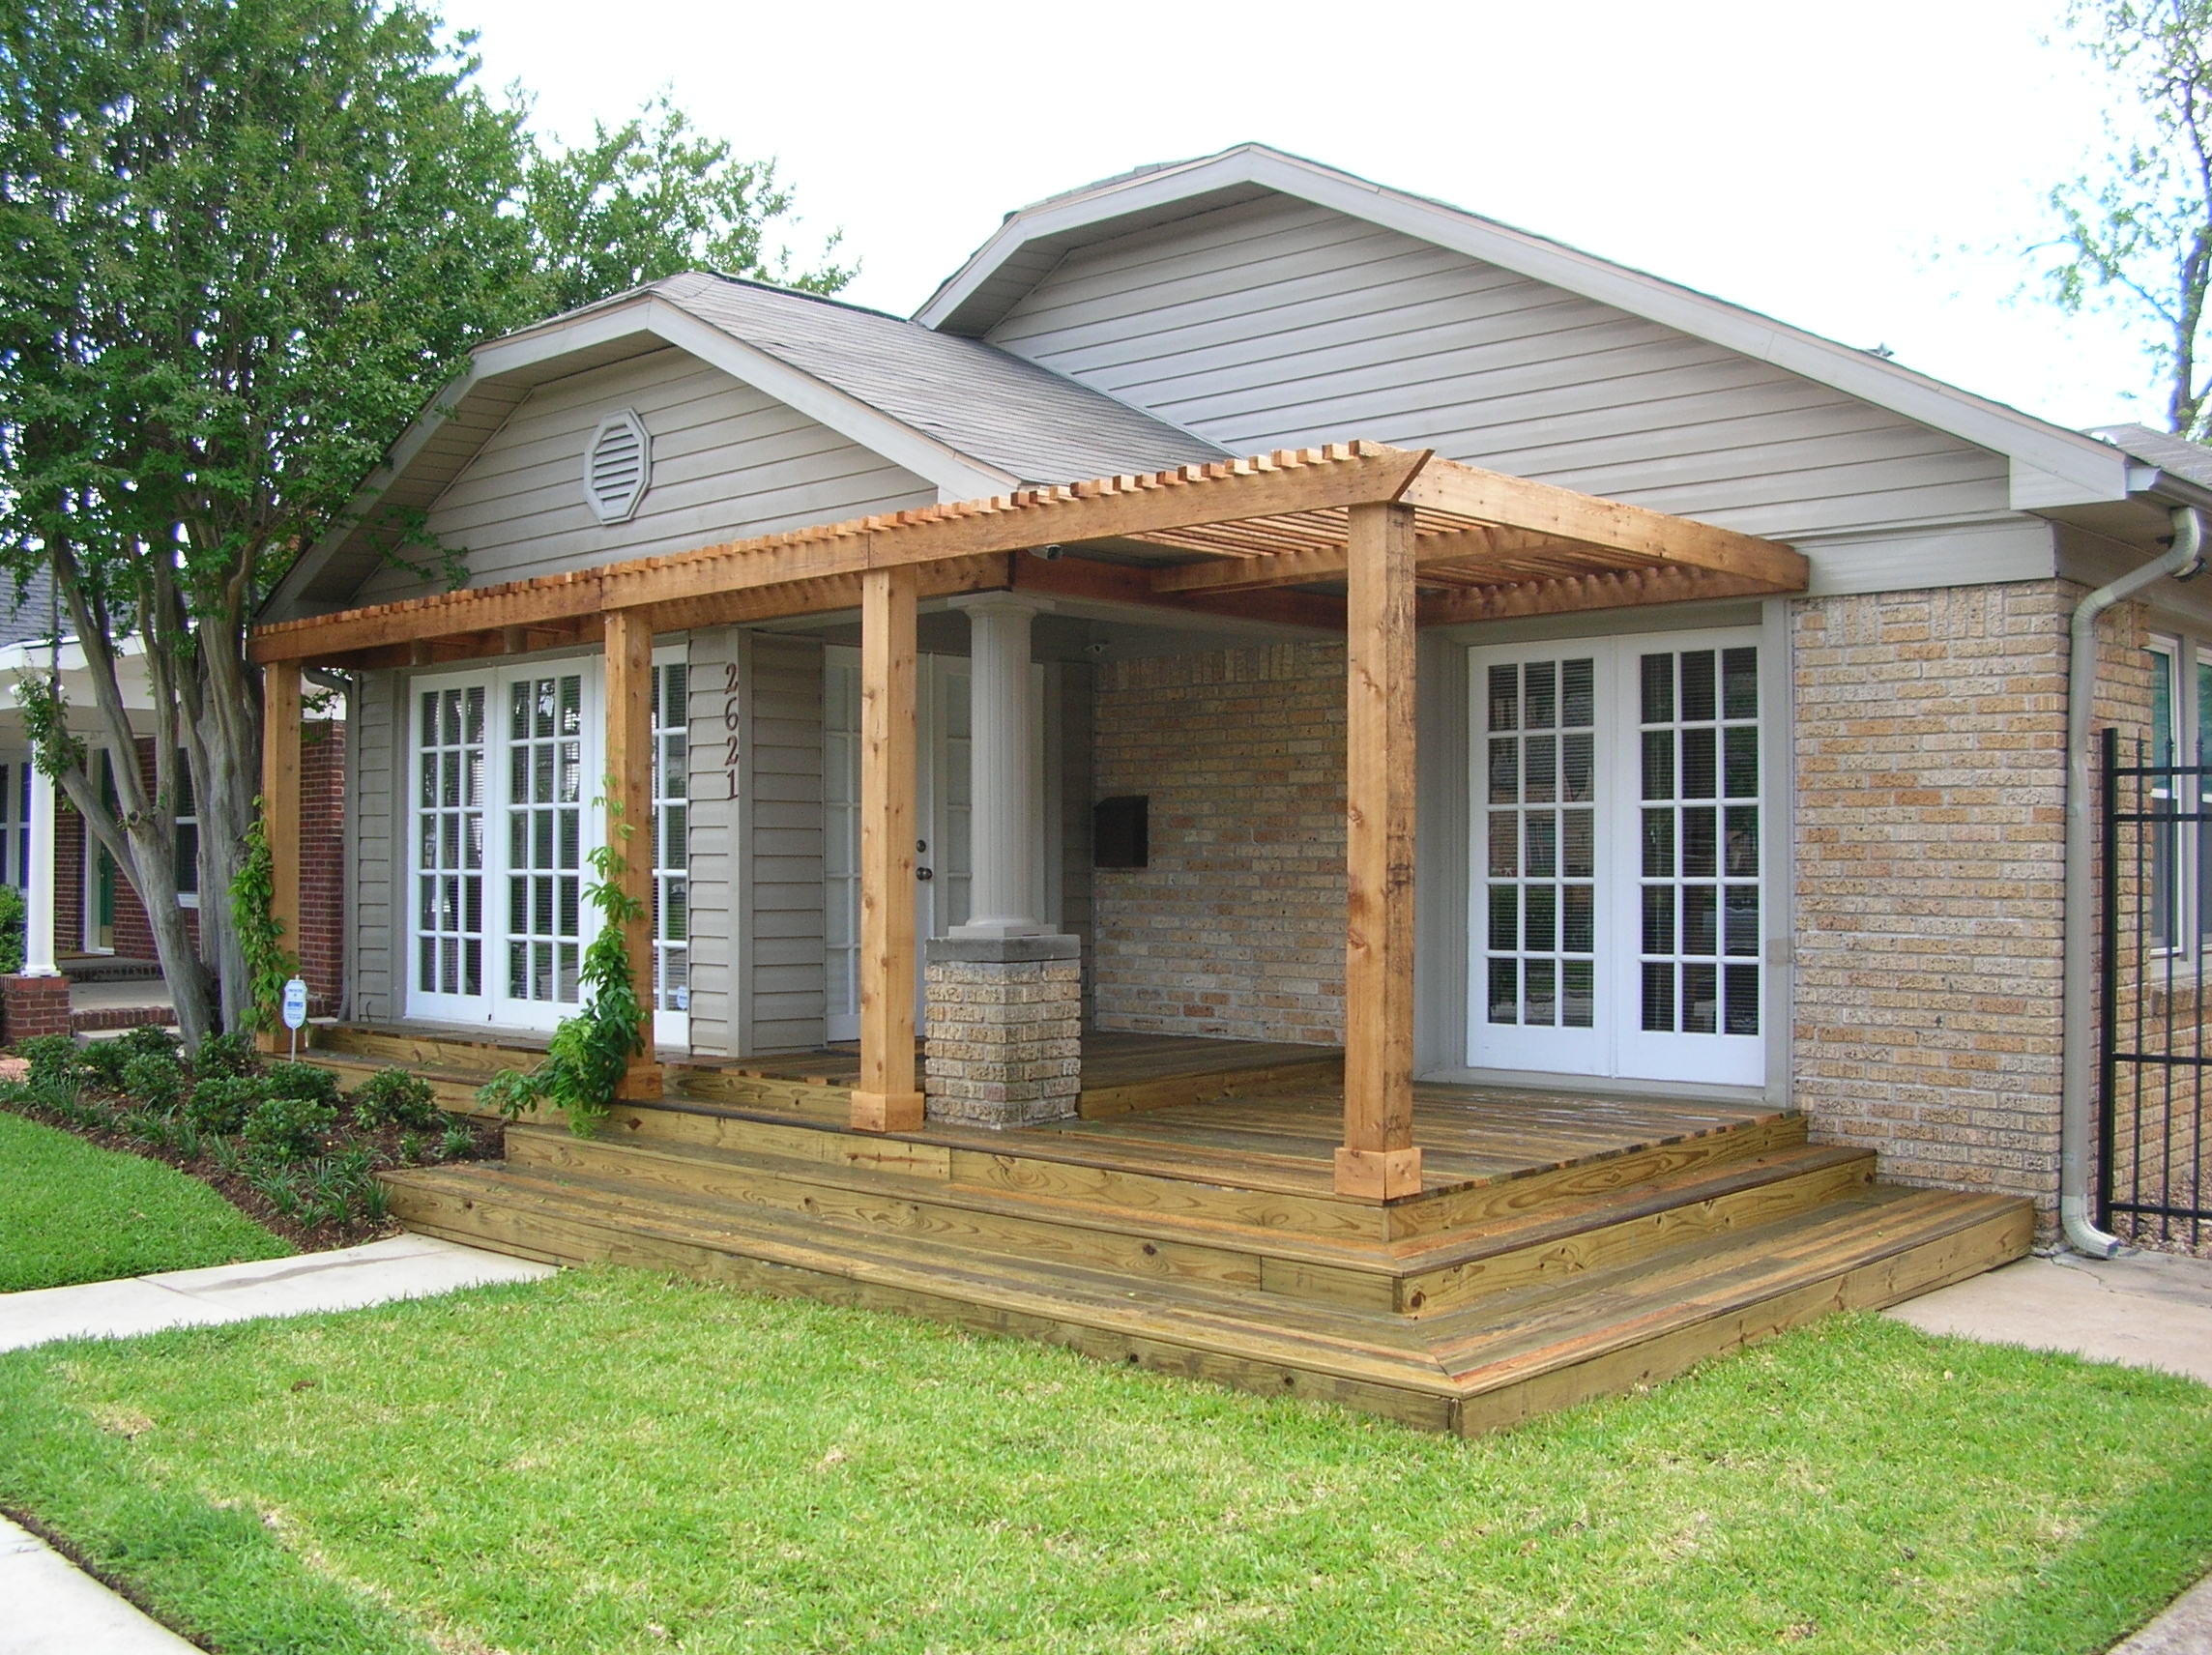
[250,442,1808,669]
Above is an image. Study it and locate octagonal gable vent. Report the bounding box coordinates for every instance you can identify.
[584,409,652,524]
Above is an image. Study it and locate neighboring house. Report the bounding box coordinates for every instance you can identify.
[242,145,2212,1428]
[0,569,345,1039]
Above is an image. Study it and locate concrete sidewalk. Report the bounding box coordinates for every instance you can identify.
[0,1233,554,1353]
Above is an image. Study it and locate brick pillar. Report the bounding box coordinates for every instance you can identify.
[923,935,1082,1128]
[2,973,72,1043]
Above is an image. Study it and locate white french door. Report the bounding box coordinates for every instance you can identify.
[1469,630,1767,1087]
[407,652,689,1041]
[823,649,975,1043]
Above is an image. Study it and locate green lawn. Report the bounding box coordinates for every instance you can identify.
[1,1269,2208,1654]
[0,1110,290,1292]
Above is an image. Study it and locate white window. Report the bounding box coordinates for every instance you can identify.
[2144,636,2212,955]
[0,761,26,889]
[1470,631,1767,1087]
[173,752,199,908]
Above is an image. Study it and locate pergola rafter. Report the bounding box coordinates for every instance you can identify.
[253,441,1807,1199]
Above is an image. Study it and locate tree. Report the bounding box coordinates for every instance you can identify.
[2044,0,2212,437]
[0,0,850,1044]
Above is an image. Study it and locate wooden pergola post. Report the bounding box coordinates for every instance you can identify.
[258,665,303,1054]
[603,609,662,1099]
[852,565,924,1133]
[1336,500,1422,1200]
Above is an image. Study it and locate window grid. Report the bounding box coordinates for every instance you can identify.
[505,674,584,1005]
[1638,646,1761,1037]
[650,661,689,1014]
[415,685,485,999]
[1483,657,1597,1029]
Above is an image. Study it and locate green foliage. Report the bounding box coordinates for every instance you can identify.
[521,91,853,314]
[192,1031,263,1080]
[347,1067,442,1132]
[0,885,25,976]
[230,814,295,1038]
[119,1052,185,1113]
[479,824,645,1139]
[266,1060,340,1109]
[117,1025,182,1063]
[2047,1,2212,434]
[185,1074,267,1137]
[241,1091,337,1163]
[16,1035,83,1091]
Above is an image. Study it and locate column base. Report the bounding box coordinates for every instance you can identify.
[1,973,71,1044]
[615,1054,663,1102]
[851,1089,925,1133]
[924,935,1082,1130]
[1333,1145,1423,1202]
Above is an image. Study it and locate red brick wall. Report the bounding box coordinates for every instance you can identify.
[1091,642,1346,1045]
[52,725,345,1015]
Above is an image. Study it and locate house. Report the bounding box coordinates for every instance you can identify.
[0,572,345,1041]
[243,145,2210,1431]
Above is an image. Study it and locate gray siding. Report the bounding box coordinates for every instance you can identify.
[350,671,399,1023]
[984,196,2013,548]
[359,347,938,603]
[684,627,739,1056]
[745,634,828,1052]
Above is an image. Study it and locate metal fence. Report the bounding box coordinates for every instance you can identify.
[2101,726,2212,1251]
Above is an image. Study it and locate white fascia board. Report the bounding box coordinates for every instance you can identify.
[921,145,2134,508]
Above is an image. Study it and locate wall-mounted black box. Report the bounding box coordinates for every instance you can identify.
[1093,795,1149,869]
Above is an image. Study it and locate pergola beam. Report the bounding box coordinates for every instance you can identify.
[1398,461,1806,589]
[1416,565,1786,626]
[1149,523,1573,595]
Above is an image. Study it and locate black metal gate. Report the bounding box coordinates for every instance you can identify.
[2101,726,2212,1249]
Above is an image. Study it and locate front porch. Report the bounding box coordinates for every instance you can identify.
[311,1022,2032,1433]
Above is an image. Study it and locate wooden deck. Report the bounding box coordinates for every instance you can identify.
[310,1025,2034,1434]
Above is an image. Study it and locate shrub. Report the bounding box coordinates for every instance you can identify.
[242,1090,336,1161]
[439,1119,477,1161]
[348,1067,441,1132]
[0,884,24,974]
[120,1051,186,1113]
[192,1031,263,1080]
[18,1034,83,1089]
[79,1038,132,1089]
[117,1024,182,1064]
[187,1074,270,1136]
[266,1060,340,1108]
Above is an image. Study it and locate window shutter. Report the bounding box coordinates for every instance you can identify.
[584,410,652,524]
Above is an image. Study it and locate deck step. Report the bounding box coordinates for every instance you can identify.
[382,1157,2031,1436]
[503,1122,1878,1316]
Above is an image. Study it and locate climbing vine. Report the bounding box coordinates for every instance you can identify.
[231,809,297,1036]
[478,786,647,1139]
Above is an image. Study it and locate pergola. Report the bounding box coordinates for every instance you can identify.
[251,441,1807,1201]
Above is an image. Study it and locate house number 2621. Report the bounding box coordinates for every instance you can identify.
[723,659,741,797]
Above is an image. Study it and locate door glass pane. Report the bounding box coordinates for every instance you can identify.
[1482,656,1597,1030]
[650,659,690,1015]
[506,674,585,1006]
[414,684,485,1001]
[1639,645,1761,1038]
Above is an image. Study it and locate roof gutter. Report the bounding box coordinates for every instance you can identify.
[2062,503,2206,1256]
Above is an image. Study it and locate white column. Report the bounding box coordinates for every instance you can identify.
[951,594,1046,939]
[23,758,57,975]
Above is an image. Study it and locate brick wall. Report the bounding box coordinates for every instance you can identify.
[1790,581,2080,1219]
[1091,642,1346,1045]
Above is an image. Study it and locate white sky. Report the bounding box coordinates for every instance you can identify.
[446,0,2163,436]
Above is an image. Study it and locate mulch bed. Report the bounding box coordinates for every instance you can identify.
[0,1088,505,1254]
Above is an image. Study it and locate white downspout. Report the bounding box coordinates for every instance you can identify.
[2062,505,2205,1256]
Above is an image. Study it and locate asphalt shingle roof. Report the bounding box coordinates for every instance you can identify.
[649,272,1229,486]
[2089,422,2212,490]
